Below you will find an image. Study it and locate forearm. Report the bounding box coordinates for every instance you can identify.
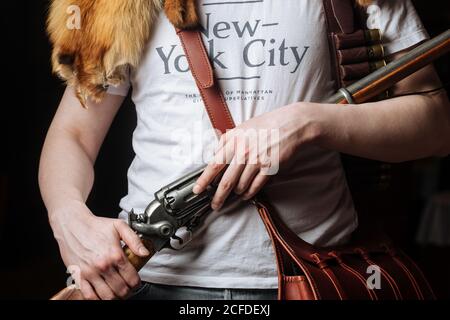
[39,126,95,221]
[307,91,450,162]
[39,88,124,225]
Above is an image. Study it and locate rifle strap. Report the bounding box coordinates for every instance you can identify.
[323,0,387,90]
[323,0,356,90]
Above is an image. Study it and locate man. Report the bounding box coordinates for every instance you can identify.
[39,0,450,300]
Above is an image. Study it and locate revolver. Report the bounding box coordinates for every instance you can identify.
[52,168,220,300]
[128,167,222,252]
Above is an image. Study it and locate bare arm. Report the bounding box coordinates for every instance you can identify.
[315,56,450,162]
[195,48,450,209]
[40,87,120,213]
[39,87,148,300]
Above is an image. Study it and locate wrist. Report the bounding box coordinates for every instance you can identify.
[48,199,92,230]
[289,102,327,147]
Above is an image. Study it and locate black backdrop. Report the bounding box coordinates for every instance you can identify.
[0,1,449,299]
[1,0,137,298]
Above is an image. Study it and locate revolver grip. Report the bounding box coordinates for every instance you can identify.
[123,238,156,271]
[51,238,156,300]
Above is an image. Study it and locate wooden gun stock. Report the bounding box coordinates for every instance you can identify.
[50,238,156,300]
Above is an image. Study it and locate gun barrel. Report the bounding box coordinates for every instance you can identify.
[326,29,450,104]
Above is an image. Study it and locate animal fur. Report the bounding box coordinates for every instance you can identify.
[47,0,371,106]
[47,0,198,106]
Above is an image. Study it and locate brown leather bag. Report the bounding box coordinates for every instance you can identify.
[175,1,436,300]
[254,200,435,300]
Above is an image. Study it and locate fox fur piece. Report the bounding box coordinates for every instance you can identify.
[47,0,198,106]
[47,0,370,106]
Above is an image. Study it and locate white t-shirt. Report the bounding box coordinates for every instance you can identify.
[110,0,428,289]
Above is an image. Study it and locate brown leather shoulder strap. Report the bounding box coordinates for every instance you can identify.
[176,28,235,135]
[323,0,357,34]
[323,0,358,89]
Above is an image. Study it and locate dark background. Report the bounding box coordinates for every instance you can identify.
[0,0,449,299]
